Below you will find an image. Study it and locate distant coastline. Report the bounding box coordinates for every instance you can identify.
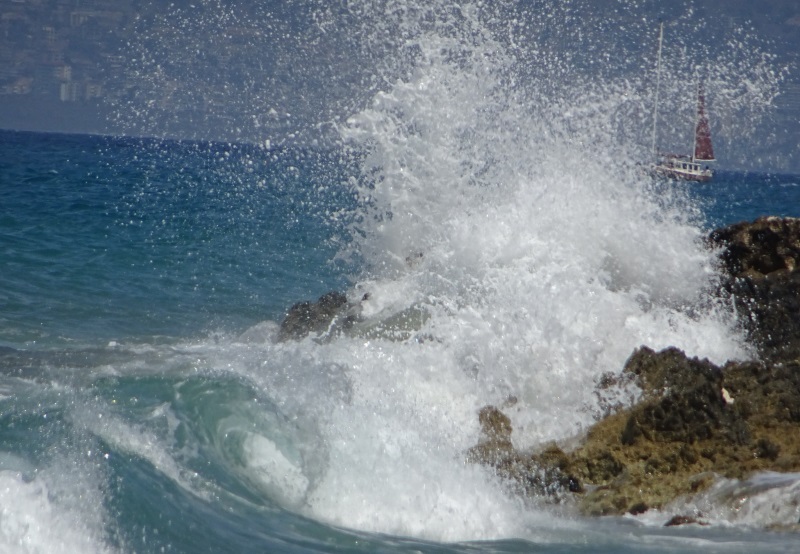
[0,95,113,137]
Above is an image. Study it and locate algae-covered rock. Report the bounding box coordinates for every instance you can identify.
[466,406,515,466]
[466,406,582,500]
[619,347,749,447]
[664,515,708,527]
[575,347,800,514]
[467,348,800,516]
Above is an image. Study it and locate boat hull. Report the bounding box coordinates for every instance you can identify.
[652,161,713,183]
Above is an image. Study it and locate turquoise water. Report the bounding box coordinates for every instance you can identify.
[2,129,800,553]
[6,0,800,549]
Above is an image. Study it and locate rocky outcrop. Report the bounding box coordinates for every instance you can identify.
[469,348,800,516]
[573,347,800,515]
[277,291,353,342]
[709,216,800,278]
[466,405,582,499]
[278,292,431,343]
[468,217,800,518]
[279,218,800,519]
[709,216,800,362]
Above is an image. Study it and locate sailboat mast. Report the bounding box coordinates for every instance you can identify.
[691,82,698,164]
[651,22,664,160]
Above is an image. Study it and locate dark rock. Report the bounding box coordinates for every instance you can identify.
[278,291,351,341]
[465,407,583,500]
[277,290,433,343]
[466,406,516,468]
[665,515,707,527]
[628,502,649,515]
[467,347,800,516]
[723,271,800,362]
[523,444,584,497]
[709,216,800,277]
[620,347,749,447]
[709,217,800,362]
[755,438,781,461]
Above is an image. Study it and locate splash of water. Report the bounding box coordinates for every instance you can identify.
[279,0,774,536]
[0,471,114,554]
[106,0,791,542]
[335,0,747,421]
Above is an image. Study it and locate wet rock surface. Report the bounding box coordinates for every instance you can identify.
[278,291,352,341]
[277,218,800,521]
[468,217,800,519]
[469,348,800,516]
[709,216,800,362]
[278,291,431,343]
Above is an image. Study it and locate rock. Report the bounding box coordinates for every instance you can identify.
[479,405,514,441]
[467,348,800,516]
[709,217,800,362]
[278,290,434,343]
[619,347,750,447]
[574,348,800,514]
[466,406,516,467]
[709,216,800,277]
[287,219,800,522]
[466,407,582,499]
[628,502,649,515]
[277,291,351,341]
[465,406,525,495]
[347,304,431,342]
[664,515,707,527]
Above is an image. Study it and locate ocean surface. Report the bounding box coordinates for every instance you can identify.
[2,128,800,553]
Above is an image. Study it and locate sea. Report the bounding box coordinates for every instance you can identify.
[1,127,799,553]
[2,1,800,551]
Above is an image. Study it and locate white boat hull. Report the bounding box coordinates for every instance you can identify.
[653,159,713,183]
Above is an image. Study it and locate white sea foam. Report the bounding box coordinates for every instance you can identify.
[0,470,114,554]
[241,433,311,509]
[112,0,786,543]
[669,472,800,528]
[332,0,748,448]
[208,1,784,542]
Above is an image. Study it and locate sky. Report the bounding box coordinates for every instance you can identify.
[0,0,798,171]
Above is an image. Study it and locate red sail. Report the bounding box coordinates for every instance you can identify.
[694,87,715,161]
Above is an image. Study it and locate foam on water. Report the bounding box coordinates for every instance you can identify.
[669,472,800,528]
[168,0,785,541]
[16,0,788,548]
[246,1,791,540]
[0,468,113,554]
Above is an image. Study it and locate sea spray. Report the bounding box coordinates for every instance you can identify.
[114,1,785,157]
[0,471,115,554]
[0,378,116,554]
[195,2,786,539]
[16,0,791,547]
[210,0,781,539]
[333,0,746,448]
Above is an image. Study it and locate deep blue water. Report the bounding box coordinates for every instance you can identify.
[2,129,800,553]
[1,130,356,348]
[691,170,800,229]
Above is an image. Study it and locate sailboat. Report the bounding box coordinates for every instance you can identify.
[650,23,715,182]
